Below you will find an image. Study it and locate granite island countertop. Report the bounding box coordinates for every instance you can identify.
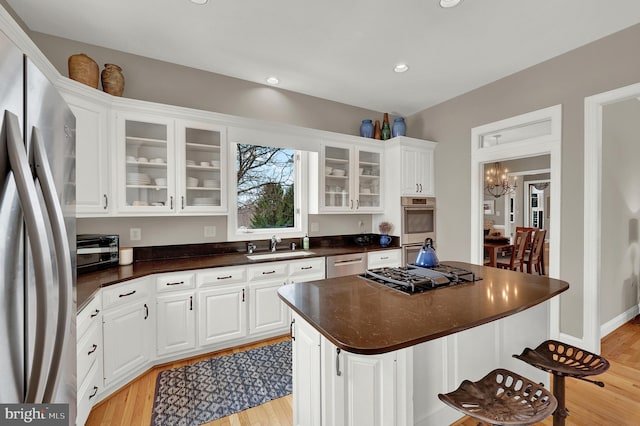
[76,244,398,310]
[277,261,569,355]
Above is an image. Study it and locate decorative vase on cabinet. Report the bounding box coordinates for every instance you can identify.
[101,64,125,96]
[392,117,406,137]
[360,119,374,138]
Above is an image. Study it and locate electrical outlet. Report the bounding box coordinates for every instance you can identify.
[130,228,142,241]
[310,222,319,232]
[204,226,216,238]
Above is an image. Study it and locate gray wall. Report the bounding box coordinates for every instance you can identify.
[407,23,640,337]
[601,98,640,324]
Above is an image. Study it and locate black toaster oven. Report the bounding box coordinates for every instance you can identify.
[77,234,119,274]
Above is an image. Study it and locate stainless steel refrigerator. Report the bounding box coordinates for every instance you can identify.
[1,28,77,423]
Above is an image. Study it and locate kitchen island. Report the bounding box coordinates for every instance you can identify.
[278,262,569,426]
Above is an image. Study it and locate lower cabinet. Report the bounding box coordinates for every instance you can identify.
[76,294,103,426]
[247,262,289,335]
[198,284,247,346]
[155,272,196,356]
[292,313,411,426]
[292,314,322,426]
[102,278,153,386]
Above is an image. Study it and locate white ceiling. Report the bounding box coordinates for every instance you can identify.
[7,0,640,115]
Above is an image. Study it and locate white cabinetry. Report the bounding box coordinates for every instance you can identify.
[176,120,227,213]
[60,85,111,216]
[292,313,322,426]
[102,278,153,386]
[385,137,436,197]
[76,294,103,426]
[288,257,326,285]
[315,141,384,213]
[247,262,289,335]
[367,249,402,269]
[115,111,176,214]
[155,272,196,356]
[197,267,248,346]
[114,108,228,215]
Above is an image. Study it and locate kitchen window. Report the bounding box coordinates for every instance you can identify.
[227,142,308,241]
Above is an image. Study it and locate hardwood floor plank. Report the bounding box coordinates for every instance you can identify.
[86,324,640,425]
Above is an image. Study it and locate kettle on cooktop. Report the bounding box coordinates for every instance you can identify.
[415,238,439,268]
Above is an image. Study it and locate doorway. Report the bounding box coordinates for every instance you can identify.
[584,82,640,354]
[471,105,562,335]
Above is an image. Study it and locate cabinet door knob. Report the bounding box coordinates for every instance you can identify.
[87,344,98,356]
[336,348,342,376]
[144,303,149,320]
[290,318,295,341]
[103,194,108,210]
[90,309,100,318]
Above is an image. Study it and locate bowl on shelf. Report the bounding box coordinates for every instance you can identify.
[331,169,346,177]
[126,155,136,162]
[186,160,196,166]
[200,161,210,167]
[154,177,167,186]
[186,177,199,187]
[150,158,165,164]
[137,157,148,163]
[325,166,333,175]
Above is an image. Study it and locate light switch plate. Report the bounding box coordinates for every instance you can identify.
[204,226,216,237]
[130,228,142,241]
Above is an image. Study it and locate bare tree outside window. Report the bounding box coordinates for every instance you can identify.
[236,143,295,229]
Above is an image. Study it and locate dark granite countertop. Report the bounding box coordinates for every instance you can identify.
[277,261,569,355]
[76,241,399,311]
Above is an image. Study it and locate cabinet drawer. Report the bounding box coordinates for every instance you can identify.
[77,320,102,385]
[197,266,247,288]
[155,272,195,293]
[289,257,326,279]
[77,294,102,339]
[77,361,102,426]
[102,278,150,310]
[247,262,288,281]
[368,249,402,269]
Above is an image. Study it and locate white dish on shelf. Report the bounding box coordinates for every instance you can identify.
[325,166,333,175]
[192,197,216,206]
[331,169,346,176]
[150,158,165,164]
[200,161,210,167]
[132,200,149,206]
[137,157,148,163]
[211,160,221,168]
[126,155,136,162]
[203,179,220,188]
[186,177,199,187]
[155,178,167,186]
[186,160,196,166]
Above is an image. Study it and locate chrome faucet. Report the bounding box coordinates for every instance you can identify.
[270,235,281,252]
[246,242,257,254]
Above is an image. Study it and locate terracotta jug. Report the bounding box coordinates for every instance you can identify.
[101,64,125,96]
[68,53,99,88]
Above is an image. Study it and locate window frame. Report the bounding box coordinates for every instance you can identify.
[227,142,308,242]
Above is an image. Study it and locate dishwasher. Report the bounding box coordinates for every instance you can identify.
[326,253,367,278]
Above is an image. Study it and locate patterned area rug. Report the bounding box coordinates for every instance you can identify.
[151,340,292,426]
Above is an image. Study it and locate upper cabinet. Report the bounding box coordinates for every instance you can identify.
[313,140,384,213]
[177,120,227,213]
[115,111,176,214]
[113,108,228,215]
[60,85,112,216]
[385,136,436,197]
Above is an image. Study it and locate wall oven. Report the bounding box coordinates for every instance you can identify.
[401,196,436,264]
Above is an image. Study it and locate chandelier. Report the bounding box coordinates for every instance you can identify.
[485,162,517,198]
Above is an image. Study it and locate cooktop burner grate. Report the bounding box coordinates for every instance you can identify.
[359,263,480,295]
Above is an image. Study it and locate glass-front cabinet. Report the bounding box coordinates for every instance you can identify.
[115,111,227,214]
[178,121,226,213]
[319,141,383,213]
[117,113,176,214]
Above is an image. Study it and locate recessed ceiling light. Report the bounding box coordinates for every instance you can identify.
[439,0,462,8]
[266,76,280,85]
[189,0,208,5]
[394,63,409,73]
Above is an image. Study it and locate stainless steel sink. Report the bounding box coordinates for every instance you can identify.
[246,251,315,260]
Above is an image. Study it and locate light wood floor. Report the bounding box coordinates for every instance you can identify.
[87,322,640,425]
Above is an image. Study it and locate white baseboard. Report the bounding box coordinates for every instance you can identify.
[601,304,639,337]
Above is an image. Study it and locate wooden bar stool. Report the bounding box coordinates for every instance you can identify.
[438,368,557,425]
[513,340,610,426]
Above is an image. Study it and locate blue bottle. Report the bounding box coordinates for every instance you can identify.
[360,119,374,138]
[392,117,406,137]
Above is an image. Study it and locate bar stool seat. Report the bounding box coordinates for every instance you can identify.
[438,368,557,425]
[513,340,610,425]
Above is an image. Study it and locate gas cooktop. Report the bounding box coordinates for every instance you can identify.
[359,263,480,295]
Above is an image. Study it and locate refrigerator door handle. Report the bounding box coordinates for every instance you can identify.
[31,127,73,402]
[4,111,54,403]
